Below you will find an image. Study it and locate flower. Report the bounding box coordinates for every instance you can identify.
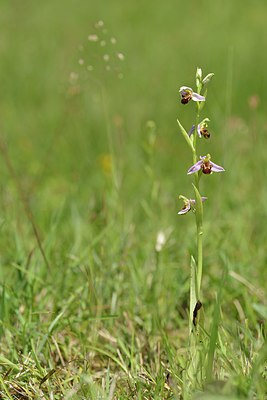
[187,154,225,175]
[179,86,205,104]
[188,118,210,139]
[178,195,207,215]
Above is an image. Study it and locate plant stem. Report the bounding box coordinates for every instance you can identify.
[193,104,203,300]
[193,106,200,181]
[196,222,203,298]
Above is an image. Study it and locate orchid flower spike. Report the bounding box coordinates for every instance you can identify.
[179,86,205,105]
[187,154,225,175]
[188,118,210,139]
[178,195,208,215]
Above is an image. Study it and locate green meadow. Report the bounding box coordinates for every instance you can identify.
[0,0,266,398]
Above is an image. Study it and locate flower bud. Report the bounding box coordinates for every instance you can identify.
[202,73,215,86]
[196,67,203,90]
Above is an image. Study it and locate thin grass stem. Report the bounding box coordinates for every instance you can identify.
[0,137,51,272]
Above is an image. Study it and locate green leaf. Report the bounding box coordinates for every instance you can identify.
[252,303,267,319]
[177,118,195,152]
[189,255,198,333]
[206,268,226,382]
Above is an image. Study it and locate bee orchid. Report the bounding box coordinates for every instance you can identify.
[178,195,208,215]
[179,86,205,104]
[187,154,225,175]
[188,118,210,139]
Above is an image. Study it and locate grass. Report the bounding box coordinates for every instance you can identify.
[0,0,266,398]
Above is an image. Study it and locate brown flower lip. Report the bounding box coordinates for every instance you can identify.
[181,92,192,104]
[200,127,210,139]
[188,119,210,139]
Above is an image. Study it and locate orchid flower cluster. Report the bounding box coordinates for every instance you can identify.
[177,68,225,330]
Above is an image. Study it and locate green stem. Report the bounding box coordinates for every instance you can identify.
[100,84,118,190]
[193,105,200,188]
[193,106,200,175]
[193,104,203,300]
[196,222,203,298]
[88,75,118,190]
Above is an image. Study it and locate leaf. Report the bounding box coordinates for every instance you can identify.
[40,369,57,387]
[189,255,198,334]
[206,268,226,382]
[177,118,195,152]
[252,303,267,319]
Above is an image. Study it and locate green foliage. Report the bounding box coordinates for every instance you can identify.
[0,0,266,398]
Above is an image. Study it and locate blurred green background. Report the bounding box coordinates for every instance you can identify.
[1,0,267,258]
[0,0,267,298]
[0,0,266,395]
